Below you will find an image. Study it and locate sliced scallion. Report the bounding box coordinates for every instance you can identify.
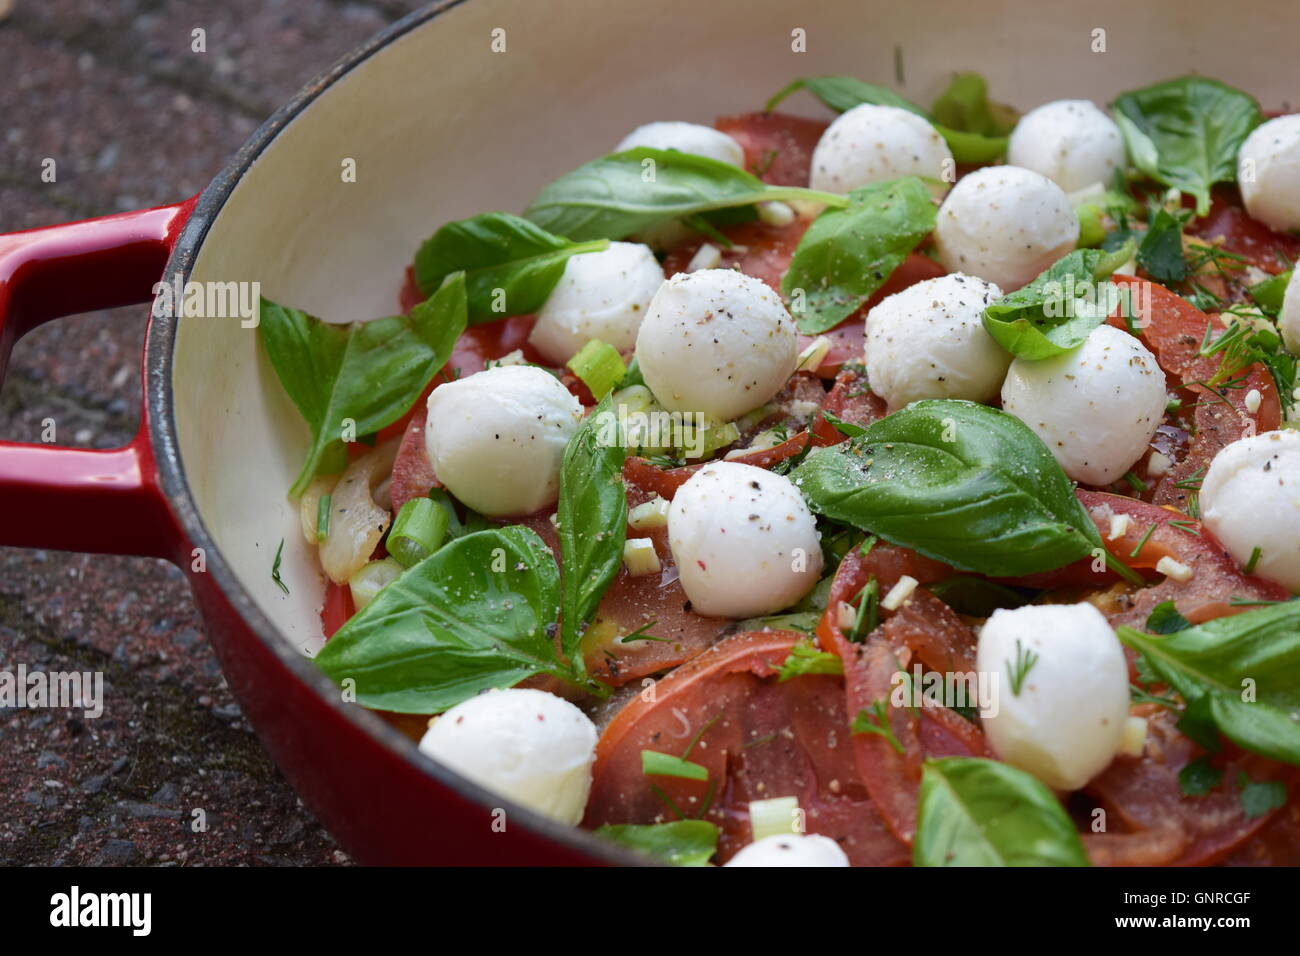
[387,497,449,568]
[641,750,708,781]
[316,494,332,542]
[567,338,626,399]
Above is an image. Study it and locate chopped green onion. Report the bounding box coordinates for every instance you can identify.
[567,338,626,399]
[641,750,708,781]
[387,497,448,567]
[1122,471,1148,492]
[1076,203,1106,248]
[749,796,801,841]
[315,494,332,542]
[348,557,403,611]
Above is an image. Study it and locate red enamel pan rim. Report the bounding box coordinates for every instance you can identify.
[146,0,641,866]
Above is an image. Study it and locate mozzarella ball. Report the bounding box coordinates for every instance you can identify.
[864,273,1010,409]
[1001,325,1166,485]
[978,603,1129,791]
[616,121,745,167]
[934,165,1079,289]
[528,242,663,364]
[1007,100,1127,193]
[1200,429,1300,592]
[668,462,822,618]
[1281,268,1300,356]
[724,833,850,867]
[418,689,597,825]
[636,270,797,421]
[424,365,583,516]
[810,104,954,194]
[1239,115,1300,232]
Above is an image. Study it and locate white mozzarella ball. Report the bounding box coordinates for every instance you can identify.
[1239,115,1300,232]
[1001,325,1166,485]
[724,833,850,867]
[636,270,797,421]
[977,603,1129,791]
[528,242,664,364]
[615,121,745,167]
[668,462,823,618]
[1200,429,1300,592]
[934,165,1079,289]
[1007,100,1127,193]
[424,365,583,517]
[864,273,1010,409]
[1278,260,1300,357]
[810,104,953,194]
[418,689,597,825]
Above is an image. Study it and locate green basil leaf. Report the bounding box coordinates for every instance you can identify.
[775,637,845,682]
[1145,600,1192,635]
[981,243,1135,359]
[914,757,1089,866]
[1178,756,1222,797]
[768,75,1007,164]
[930,72,1017,138]
[1238,774,1287,820]
[594,821,719,866]
[792,399,1103,577]
[1136,208,1188,284]
[557,396,627,674]
[1112,76,1262,216]
[314,526,568,713]
[523,148,843,242]
[259,273,468,496]
[1116,601,1300,767]
[928,576,1037,618]
[412,212,608,320]
[781,177,937,334]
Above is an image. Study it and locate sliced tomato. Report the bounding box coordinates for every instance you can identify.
[714,111,827,186]
[584,630,910,865]
[320,580,355,639]
[1084,707,1292,866]
[389,403,437,514]
[661,219,809,292]
[813,363,888,442]
[1184,188,1300,274]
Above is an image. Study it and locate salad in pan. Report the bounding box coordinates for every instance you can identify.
[258,70,1300,866]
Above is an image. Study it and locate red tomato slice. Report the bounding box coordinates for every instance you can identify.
[1084,707,1293,866]
[584,630,910,865]
[320,580,355,639]
[389,402,437,515]
[714,111,827,186]
[1184,188,1300,274]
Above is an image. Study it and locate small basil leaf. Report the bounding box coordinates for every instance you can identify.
[413,212,608,320]
[1145,600,1192,635]
[558,396,628,674]
[1116,601,1300,767]
[775,637,845,682]
[930,72,1017,138]
[1136,208,1188,284]
[768,75,1007,164]
[981,242,1135,359]
[782,177,937,334]
[259,272,468,496]
[594,821,719,866]
[914,757,1089,866]
[523,148,842,242]
[1238,774,1287,820]
[1178,756,1222,797]
[314,526,566,713]
[792,399,1103,577]
[1112,76,1262,216]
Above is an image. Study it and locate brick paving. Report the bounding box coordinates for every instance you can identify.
[0,0,426,866]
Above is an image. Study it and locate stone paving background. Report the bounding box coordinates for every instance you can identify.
[0,0,429,866]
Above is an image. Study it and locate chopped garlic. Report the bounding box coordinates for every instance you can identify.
[686,243,722,272]
[881,575,919,611]
[485,348,527,368]
[1108,513,1131,541]
[1147,451,1172,477]
[795,335,832,374]
[628,495,670,530]
[835,600,856,632]
[623,537,661,576]
[1245,388,1262,414]
[1155,555,1194,582]
[757,200,796,227]
[1119,715,1148,758]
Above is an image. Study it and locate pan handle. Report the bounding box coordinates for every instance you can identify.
[0,200,195,559]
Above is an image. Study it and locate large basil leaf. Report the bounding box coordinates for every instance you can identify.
[523,148,844,242]
[982,242,1135,359]
[260,272,467,496]
[1112,77,1261,216]
[594,821,719,866]
[557,396,628,675]
[1117,601,1300,767]
[791,400,1104,577]
[413,212,608,321]
[914,757,1089,866]
[781,177,936,334]
[767,74,1008,164]
[314,526,571,713]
